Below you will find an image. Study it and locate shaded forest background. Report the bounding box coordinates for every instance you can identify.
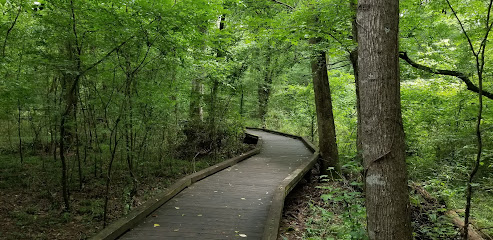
[0,0,492,239]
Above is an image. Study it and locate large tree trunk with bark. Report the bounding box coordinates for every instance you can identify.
[309,38,340,175]
[357,0,412,238]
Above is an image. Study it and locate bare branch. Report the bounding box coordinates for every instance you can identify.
[70,0,81,53]
[445,0,478,56]
[80,36,134,76]
[487,0,493,27]
[269,0,294,10]
[2,5,22,57]
[399,52,493,100]
[479,0,493,74]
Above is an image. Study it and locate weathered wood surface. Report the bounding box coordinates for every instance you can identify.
[118,129,314,239]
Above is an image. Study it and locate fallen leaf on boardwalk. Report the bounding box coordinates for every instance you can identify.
[174,229,179,232]
[241,198,246,200]
[197,214,202,217]
[154,224,160,227]
[175,207,180,209]
[239,234,247,237]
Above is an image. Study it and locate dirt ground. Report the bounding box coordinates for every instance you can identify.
[277,176,324,240]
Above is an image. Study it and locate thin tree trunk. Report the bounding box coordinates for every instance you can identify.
[443,1,492,237]
[357,0,412,238]
[309,37,340,175]
[17,99,23,164]
[190,79,204,122]
[124,69,138,197]
[311,115,315,142]
[350,49,362,153]
[240,85,244,117]
[208,15,226,159]
[60,113,70,211]
[74,105,82,190]
[258,53,272,128]
[7,120,14,152]
[103,117,121,227]
[350,0,362,155]
[2,4,22,58]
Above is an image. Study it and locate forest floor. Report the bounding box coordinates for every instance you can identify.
[278,173,465,240]
[0,156,190,239]
[0,145,252,239]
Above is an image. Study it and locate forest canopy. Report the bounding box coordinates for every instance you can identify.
[0,0,491,239]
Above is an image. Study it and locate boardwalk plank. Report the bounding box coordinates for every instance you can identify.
[118,130,313,240]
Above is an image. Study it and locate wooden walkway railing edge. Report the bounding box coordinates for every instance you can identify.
[245,128,320,240]
[245,127,318,153]
[90,133,263,240]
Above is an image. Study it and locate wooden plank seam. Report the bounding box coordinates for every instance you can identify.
[90,133,263,240]
[257,128,320,240]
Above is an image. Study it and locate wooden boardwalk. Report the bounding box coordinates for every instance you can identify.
[118,129,314,239]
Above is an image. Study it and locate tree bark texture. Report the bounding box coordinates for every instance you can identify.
[309,38,340,174]
[350,0,363,156]
[357,0,412,238]
[17,99,24,164]
[190,79,204,123]
[258,53,272,128]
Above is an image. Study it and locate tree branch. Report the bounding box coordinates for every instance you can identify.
[399,52,493,100]
[80,36,134,76]
[2,5,22,57]
[268,0,294,10]
[446,0,478,56]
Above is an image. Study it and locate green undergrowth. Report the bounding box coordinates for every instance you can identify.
[298,180,461,240]
[280,160,466,240]
[302,179,367,240]
[408,155,493,237]
[421,178,493,237]
[0,148,247,239]
[409,185,460,239]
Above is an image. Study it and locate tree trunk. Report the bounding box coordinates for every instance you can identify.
[60,72,79,211]
[17,99,23,164]
[207,14,226,158]
[357,0,412,238]
[350,49,362,153]
[74,104,82,190]
[240,85,245,117]
[309,38,340,175]
[350,0,362,155]
[7,120,14,153]
[103,116,121,227]
[123,56,138,199]
[258,53,272,128]
[190,79,204,122]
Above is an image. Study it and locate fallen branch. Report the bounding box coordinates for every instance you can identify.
[445,210,487,240]
[399,52,493,100]
[410,182,438,204]
[410,183,491,240]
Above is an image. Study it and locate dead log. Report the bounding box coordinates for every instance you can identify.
[445,210,487,240]
[410,182,492,240]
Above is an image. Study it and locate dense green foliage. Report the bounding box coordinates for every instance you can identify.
[0,0,492,239]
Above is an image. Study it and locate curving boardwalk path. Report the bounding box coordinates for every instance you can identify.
[118,129,313,239]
